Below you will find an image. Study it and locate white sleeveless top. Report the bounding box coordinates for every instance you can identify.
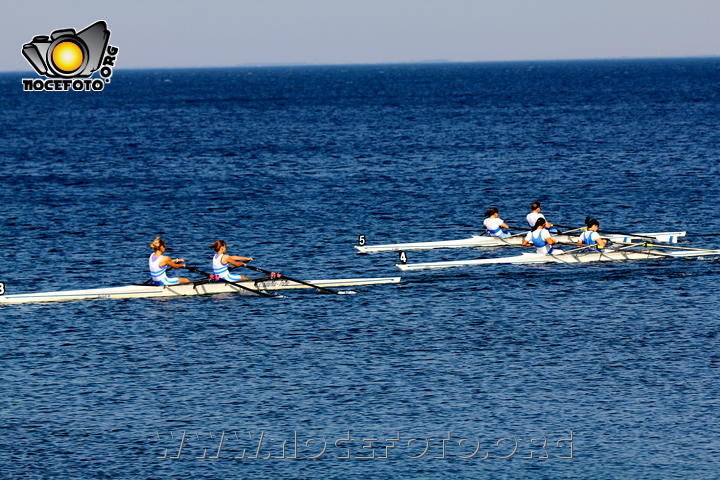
[149,253,179,285]
[524,228,554,254]
[483,217,505,236]
[527,212,546,228]
[213,253,230,278]
[579,230,601,248]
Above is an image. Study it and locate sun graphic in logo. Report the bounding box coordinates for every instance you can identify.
[51,41,84,73]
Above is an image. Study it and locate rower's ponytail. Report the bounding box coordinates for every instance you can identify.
[585,217,599,228]
[209,240,226,252]
[531,218,546,231]
[485,207,499,218]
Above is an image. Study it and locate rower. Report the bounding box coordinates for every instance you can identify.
[522,218,561,254]
[526,202,555,231]
[577,218,608,250]
[483,207,511,238]
[210,240,254,281]
[149,237,191,285]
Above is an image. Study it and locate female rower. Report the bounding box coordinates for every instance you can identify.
[522,218,560,254]
[210,240,254,281]
[577,218,608,250]
[483,207,511,238]
[149,237,190,285]
[526,202,554,229]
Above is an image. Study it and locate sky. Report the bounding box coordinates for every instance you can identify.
[3,0,720,72]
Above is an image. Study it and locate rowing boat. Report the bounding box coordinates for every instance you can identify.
[0,277,401,304]
[355,231,686,253]
[395,247,720,271]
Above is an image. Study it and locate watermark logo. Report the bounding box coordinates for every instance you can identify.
[21,20,119,91]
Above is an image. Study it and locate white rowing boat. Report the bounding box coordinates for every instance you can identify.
[0,277,401,304]
[355,231,686,253]
[395,247,720,271]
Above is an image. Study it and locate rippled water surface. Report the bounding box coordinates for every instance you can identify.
[2,59,720,479]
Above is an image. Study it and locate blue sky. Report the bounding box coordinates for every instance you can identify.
[4,0,719,72]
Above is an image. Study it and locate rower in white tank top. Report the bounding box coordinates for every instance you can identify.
[148,237,190,285]
[526,202,554,229]
[522,218,561,255]
[577,218,607,250]
[149,252,178,285]
[209,240,254,281]
[482,207,511,237]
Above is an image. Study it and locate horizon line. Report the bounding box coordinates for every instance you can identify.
[2,54,719,75]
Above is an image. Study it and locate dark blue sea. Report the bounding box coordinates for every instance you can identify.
[2,58,720,479]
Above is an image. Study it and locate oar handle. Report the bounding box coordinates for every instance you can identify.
[243,265,342,295]
[505,224,530,232]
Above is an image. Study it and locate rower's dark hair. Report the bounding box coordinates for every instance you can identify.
[531,217,546,231]
[585,217,600,228]
[531,202,541,211]
[485,207,499,218]
[209,240,226,252]
[149,236,165,251]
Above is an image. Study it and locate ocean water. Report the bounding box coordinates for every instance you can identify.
[1,58,720,479]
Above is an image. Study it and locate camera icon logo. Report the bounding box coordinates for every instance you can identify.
[22,21,110,78]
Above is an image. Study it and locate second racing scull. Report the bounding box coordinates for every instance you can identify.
[395,244,720,271]
[356,231,685,253]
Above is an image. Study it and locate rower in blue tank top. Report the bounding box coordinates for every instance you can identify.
[148,237,190,285]
[482,207,511,238]
[522,218,561,254]
[209,240,254,281]
[577,218,608,250]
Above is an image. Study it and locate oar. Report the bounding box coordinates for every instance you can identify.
[605,245,688,259]
[553,226,585,235]
[507,224,585,236]
[556,242,685,260]
[489,230,530,242]
[556,243,598,254]
[557,239,659,252]
[570,241,639,251]
[241,265,356,295]
[588,242,705,259]
[477,227,531,243]
[552,223,668,241]
[504,224,531,232]
[610,242,720,254]
[498,229,527,237]
[185,266,274,297]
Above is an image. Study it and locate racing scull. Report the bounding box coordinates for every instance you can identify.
[0,276,401,304]
[356,231,685,253]
[395,246,720,271]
